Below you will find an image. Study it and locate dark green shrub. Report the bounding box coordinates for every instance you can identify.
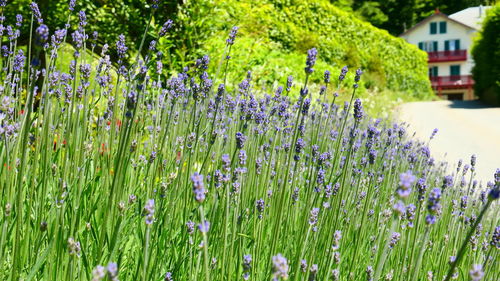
[472,4,500,106]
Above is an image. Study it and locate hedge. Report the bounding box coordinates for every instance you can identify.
[195,0,432,98]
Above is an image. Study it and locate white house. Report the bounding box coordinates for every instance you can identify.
[400,6,490,100]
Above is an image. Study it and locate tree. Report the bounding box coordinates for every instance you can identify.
[471,4,500,105]
[3,0,180,63]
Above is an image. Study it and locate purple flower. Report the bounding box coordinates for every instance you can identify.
[51,28,66,47]
[368,149,377,164]
[470,154,477,170]
[196,55,210,70]
[489,186,500,201]
[397,171,416,198]
[242,254,252,279]
[116,34,128,60]
[286,75,293,92]
[78,10,87,27]
[354,68,363,82]
[442,175,453,189]
[309,207,320,226]
[198,220,210,233]
[389,232,401,248]
[426,188,442,225]
[353,98,363,121]
[272,254,289,280]
[316,169,325,185]
[2,45,10,57]
[143,199,155,225]
[310,264,318,278]
[339,66,348,81]
[152,0,159,9]
[79,63,91,80]
[71,29,87,50]
[91,265,106,280]
[460,196,468,210]
[319,85,326,95]
[332,230,342,250]
[302,98,311,114]
[425,215,436,225]
[159,19,173,37]
[164,272,173,281]
[300,259,307,272]
[13,50,25,72]
[106,262,118,280]
[491,226,500,249]
[30,2,43,24]
[67,237,81,256]
[292,188,300,204]
[238,150,247,166]
[256,198,266,219]
[186,221,195,235]
[324,70,331,83]
[393,201,406,215]
[469,264,484,281]
[226,26,238,45]
[221,154,231,171]
[36,24,49,43]
[15,14,22,27]
[430,128,438,139]
[235,132,246,149]
[405,204,416,227]
[69,0,76,11]
[191,172,205,203]
[126,91,137,111]
[300,87,308,97]
[304,48,317,74]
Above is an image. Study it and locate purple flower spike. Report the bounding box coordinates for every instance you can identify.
[304,48,318,74]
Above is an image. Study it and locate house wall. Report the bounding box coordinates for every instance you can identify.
[429,61,471,76]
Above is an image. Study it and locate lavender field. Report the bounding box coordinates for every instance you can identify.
[0,1,499,281]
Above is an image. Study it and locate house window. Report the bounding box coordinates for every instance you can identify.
[429,66,438,77]
[419,41,438,52]
[450,65,461,76]
[444,40,460,51]
[430,22,437,34]
[439,21,447,33]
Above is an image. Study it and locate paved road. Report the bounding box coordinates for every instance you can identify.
[396,100,500,184]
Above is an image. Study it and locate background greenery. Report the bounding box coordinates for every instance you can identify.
[334,0,493,35]
[471,3,500,106]
[6,0,435,111]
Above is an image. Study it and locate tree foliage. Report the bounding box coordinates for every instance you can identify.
[3,0,432,96]
[4,0,179,61]
[335,0,492,35]
[471,4,500,105]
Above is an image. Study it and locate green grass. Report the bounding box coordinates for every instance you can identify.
[0,5,498,281]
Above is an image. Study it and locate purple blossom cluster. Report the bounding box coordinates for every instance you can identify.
[0,4,498,281]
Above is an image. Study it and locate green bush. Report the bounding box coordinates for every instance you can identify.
[4,0,432,100]
[471,4,500,106]
[196,0,432,98]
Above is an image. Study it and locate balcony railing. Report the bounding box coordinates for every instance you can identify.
[430,75,474,89]
[427,50,467,62]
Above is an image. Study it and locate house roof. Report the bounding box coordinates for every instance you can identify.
[449,6,491,30]
[399,8,485,37]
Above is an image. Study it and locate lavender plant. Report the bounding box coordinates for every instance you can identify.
[0,1,498,281]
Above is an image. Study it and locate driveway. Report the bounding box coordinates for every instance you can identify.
[396,100,500,184]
